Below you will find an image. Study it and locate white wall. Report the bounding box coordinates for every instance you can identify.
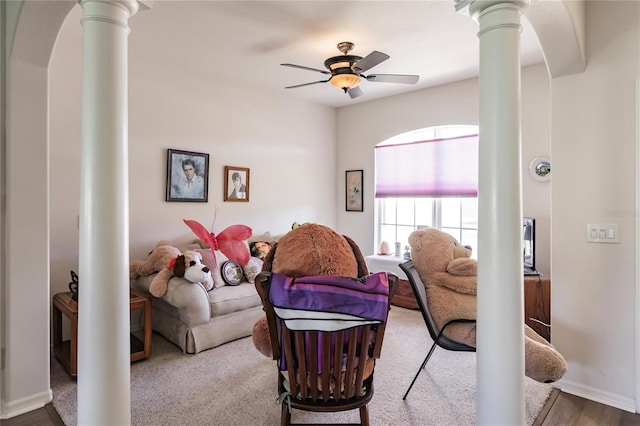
[2,0,75,417]
[48,6,337,299]
[335,63,552,275]
[551,1,639,411]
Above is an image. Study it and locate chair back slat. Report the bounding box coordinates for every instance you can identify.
[330,331,343,401]
[294,331,308,399]
[281,325,298,395]
[316,331,331,402]
[344,328,358,398]
[309,331,319,400]
[354,326,371,395]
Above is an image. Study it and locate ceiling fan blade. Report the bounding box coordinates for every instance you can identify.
[285,79,330,89]
[281,63,331,75]
[352,51,389,73]
[366,74,420,84]
[347,86,363,99]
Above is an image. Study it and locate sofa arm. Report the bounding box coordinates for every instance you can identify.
[131,274,211,326]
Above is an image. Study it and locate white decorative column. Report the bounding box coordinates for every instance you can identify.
[455,0,529,424]
[78,1,138,424]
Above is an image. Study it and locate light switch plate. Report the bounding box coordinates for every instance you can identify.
[587,224,619,243]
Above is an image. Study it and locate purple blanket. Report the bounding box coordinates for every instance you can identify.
[268,272,390,331]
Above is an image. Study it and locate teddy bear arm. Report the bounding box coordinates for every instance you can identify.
[434,273,477,295]
[446,258,477,276]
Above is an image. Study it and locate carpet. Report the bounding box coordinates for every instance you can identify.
[51,307,552,425]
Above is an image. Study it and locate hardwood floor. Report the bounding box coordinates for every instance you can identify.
[2,404,63,426]
[534,389,640,426]
[4,390,640,425]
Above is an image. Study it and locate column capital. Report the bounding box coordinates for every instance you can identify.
[455,0,529,19]
[79,0,141,19]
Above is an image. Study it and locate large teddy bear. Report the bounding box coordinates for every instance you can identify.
[409,227,567,383]
[251,223,371,357]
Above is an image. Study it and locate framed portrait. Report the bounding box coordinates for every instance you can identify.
[345,169,363,212]
[166,149,209,202]
[224,166,250,202]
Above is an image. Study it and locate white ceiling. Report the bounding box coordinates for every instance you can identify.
[63,1,545,108]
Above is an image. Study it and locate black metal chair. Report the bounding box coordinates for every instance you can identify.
[399,260,476,400]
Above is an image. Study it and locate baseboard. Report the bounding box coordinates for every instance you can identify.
[0,388,53,419]
[558,379,637,413]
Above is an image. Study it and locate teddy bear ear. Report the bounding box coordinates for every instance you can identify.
[173,255,186,277]
[343,235,369,277]
[262,242,277,272]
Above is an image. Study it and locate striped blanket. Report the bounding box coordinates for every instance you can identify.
[268,272,390,331]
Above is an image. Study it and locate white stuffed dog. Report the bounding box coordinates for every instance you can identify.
[149,250,214,297]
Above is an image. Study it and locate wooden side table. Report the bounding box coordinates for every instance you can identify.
[52,288,152,377]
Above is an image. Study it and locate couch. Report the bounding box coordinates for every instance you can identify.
[131,274,264,353]
[130,232,278,354]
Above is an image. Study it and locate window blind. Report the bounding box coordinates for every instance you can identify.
[375,134,478,198]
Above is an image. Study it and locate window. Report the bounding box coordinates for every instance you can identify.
[375,125,479,257]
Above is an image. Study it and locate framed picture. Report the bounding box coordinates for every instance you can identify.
[165,149,209,202]
[345,169,363,212]
[221,261,243,286]
[224,166,250,202]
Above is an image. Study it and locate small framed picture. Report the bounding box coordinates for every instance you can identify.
[224,166,250,202]
[221,261,244,286]
[166,149,209,202]
[345,169,363,212]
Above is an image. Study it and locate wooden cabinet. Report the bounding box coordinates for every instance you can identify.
[391,279,419,310]
[524,275,551,342]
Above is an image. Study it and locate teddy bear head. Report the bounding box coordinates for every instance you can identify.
[409,227,472,276]
[129,243,182,280]
[263,223,368,278]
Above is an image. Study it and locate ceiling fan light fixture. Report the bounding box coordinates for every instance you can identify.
[330,73,361,91]
[328,61,351,71]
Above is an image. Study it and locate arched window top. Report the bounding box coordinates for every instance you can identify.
[377,125,478,147]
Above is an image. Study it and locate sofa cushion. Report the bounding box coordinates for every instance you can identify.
[208,282,261,317]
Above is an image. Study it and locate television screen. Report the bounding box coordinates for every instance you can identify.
[523,217,535,271]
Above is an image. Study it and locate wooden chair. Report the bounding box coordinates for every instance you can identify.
[255,271,398,426]
[399,260,476,400]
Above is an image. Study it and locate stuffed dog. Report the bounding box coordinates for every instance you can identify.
[148,250,214,298]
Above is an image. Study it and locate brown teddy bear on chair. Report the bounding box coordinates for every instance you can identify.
[251,223,370,357]
[408,227,567,383]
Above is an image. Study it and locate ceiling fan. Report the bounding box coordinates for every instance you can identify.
[281,41,420,99]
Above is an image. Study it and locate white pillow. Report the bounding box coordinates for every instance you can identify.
[196,249,229,289]
[242,257,264,284]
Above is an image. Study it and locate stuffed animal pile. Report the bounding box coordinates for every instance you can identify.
[130,242,214,297]
[251,223,369,357]
[408,227,567,383]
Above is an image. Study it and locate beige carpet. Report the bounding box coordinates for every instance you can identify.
[51,307,553,425]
